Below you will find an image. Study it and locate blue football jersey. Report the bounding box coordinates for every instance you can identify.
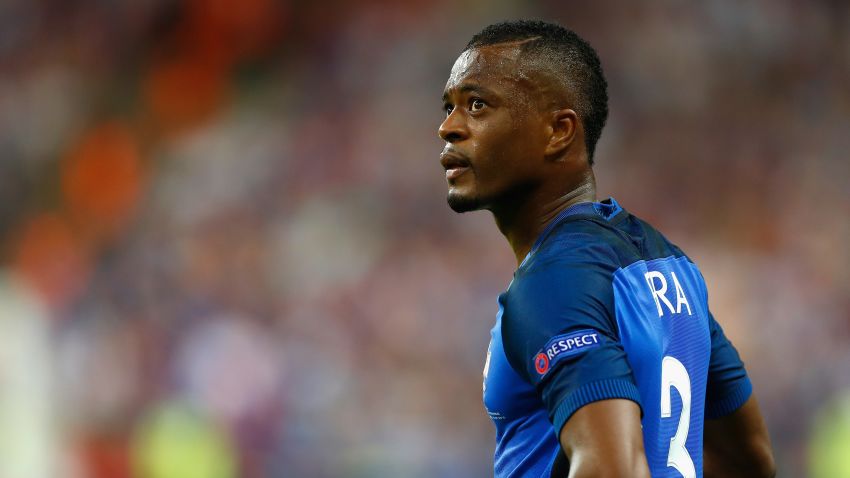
[482,198,752,478]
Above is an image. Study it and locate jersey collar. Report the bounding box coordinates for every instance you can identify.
[518,197,623,269]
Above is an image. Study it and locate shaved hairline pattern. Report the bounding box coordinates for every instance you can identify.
[464,21,608,163]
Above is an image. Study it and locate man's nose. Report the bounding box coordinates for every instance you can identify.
[438,109,469,143]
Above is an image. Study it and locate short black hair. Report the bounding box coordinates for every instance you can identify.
[465,20,608,164]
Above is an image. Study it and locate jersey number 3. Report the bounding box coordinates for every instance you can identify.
[661,356,696,478]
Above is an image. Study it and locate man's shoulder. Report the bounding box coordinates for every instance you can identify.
[542,206,690,265]
[520,214,634,275]
[504,218,623,313]
[506,199,702,298]
[514,205,696,289]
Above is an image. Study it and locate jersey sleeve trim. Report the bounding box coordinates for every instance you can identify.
[704,375,752,419]
[551,378,643,435]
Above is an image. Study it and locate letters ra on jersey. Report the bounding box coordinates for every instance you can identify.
[644,270,692,317]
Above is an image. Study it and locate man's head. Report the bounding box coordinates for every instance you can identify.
[439,20,608,213]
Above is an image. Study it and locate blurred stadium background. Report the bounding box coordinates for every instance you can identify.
[0,0,848,477]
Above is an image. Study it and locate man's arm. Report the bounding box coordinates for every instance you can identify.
[704,394,776,478]
[559,399,651,478]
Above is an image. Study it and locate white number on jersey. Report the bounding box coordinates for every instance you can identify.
[661,356,695,478]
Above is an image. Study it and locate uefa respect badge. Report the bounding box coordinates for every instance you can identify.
[533,329,601,377]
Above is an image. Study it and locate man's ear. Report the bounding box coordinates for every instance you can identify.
[544,108,578,158]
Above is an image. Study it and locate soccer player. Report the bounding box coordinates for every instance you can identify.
[438,21,775,478]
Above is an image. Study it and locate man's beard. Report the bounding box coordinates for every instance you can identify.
[447,191,481,213]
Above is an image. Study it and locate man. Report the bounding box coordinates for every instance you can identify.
[438,20,775,477]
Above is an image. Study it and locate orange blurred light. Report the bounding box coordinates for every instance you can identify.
[62,122,143,236]
[185,0,285,61]
[79,435,132,478]
[13,213,90,309]
[145,57,228,134]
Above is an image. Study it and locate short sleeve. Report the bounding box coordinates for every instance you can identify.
[501,243,642,435]
[704,311,752,418]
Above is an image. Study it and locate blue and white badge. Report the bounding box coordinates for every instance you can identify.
[533,329,602,377]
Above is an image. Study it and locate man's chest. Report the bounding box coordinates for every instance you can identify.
[483,315,546,425]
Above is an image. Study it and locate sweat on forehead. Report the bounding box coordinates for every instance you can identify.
[446,43,572,106]
[457,20,609,162]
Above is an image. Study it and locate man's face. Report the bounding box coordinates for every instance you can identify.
[439,45,549,213]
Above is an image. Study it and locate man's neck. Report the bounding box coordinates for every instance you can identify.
[492,170,597,266]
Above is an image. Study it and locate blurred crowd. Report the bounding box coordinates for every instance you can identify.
[0,0,848,477]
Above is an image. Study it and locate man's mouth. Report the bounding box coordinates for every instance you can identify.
[440,150,472,181]
[446,166,470,180]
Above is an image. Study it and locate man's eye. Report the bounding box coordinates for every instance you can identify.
[444,104,454,116]
[470,99,486,112]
